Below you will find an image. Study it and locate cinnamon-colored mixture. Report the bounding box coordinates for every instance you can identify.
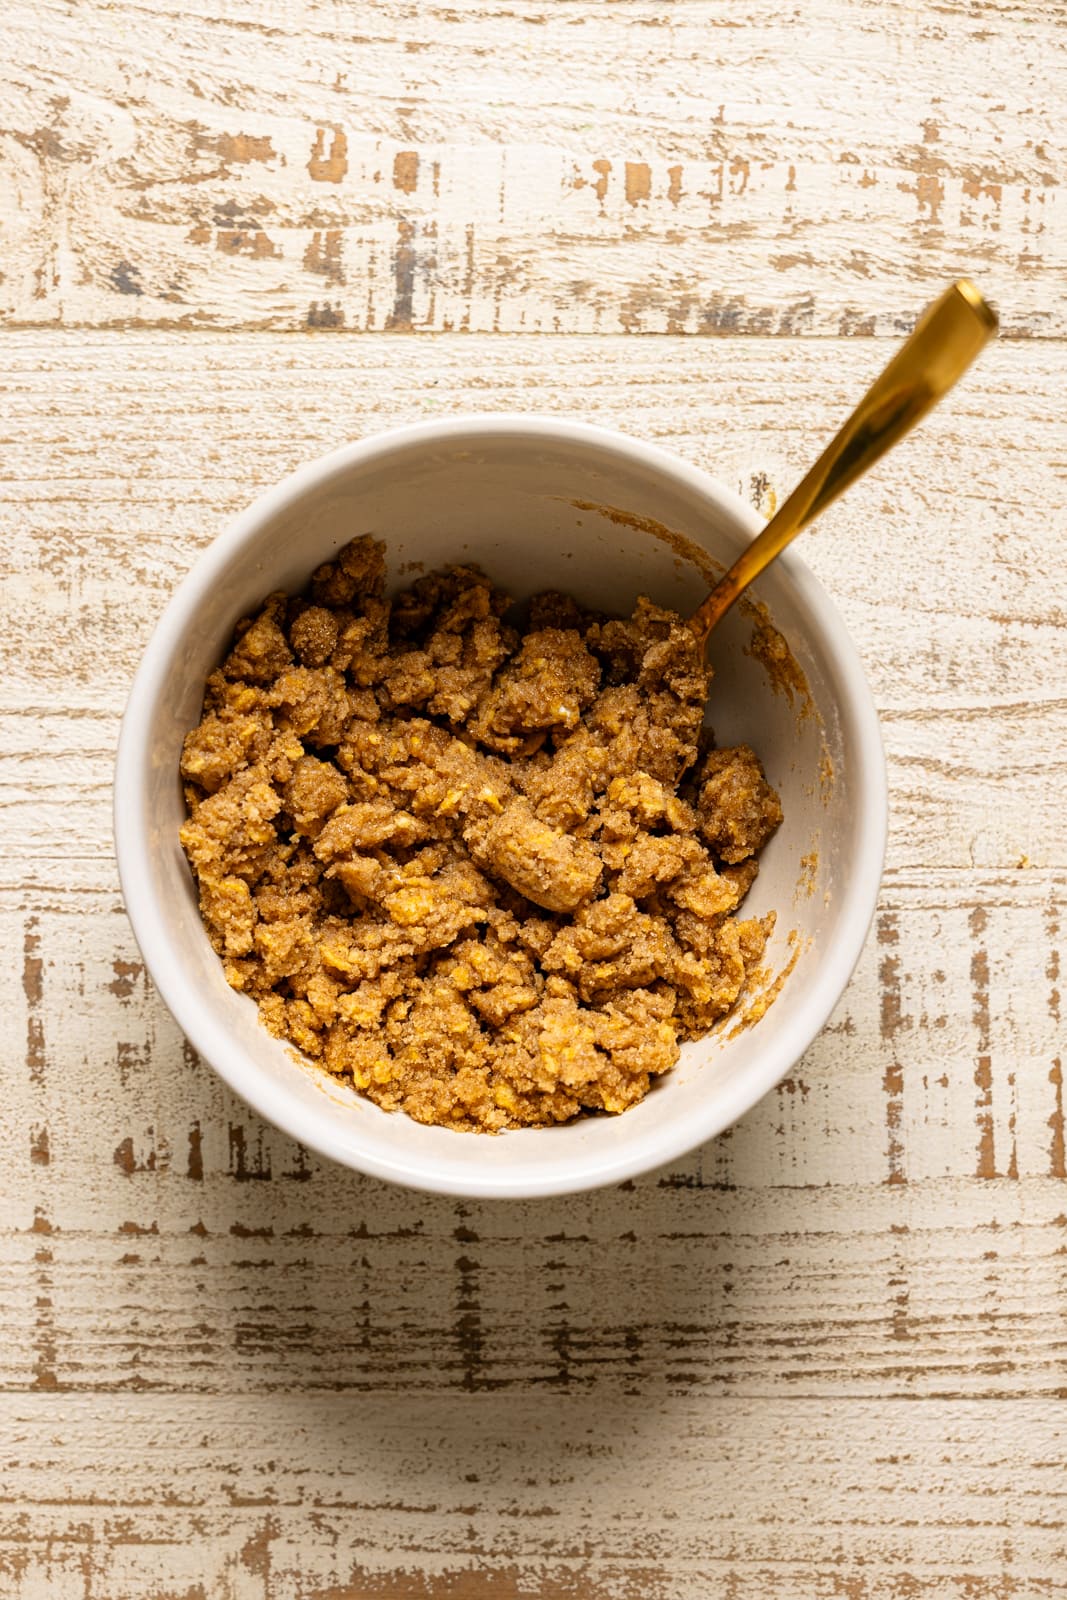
[179,537,782,1131]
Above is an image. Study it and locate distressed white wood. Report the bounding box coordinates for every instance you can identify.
[1,331,1065,1596]
[1,1394,1065,1599]
[1,335,1064,872]
[0,0,1062,334]
[2,0,1067,1592]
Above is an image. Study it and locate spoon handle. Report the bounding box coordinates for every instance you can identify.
[689,278,998,645]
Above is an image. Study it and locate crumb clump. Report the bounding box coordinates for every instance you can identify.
[179,537,783,1132]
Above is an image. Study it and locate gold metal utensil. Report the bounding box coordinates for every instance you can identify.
[689,279,998,648]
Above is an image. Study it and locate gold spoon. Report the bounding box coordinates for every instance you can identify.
[689,279,998,647]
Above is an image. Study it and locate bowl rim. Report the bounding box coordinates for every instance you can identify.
[114,413,888,1198]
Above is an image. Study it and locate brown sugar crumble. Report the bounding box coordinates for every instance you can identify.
[179,537,783,1132]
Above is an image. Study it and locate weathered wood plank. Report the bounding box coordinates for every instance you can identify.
[1,334,1064,871]
[3,0,1066,1590]
[1,1394,1064,1600]
[2,864,1063,1399]
[0,1,1061,333]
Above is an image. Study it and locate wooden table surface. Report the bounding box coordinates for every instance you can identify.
[2,4,1065,1596]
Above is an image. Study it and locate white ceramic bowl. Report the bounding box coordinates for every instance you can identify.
[114,417,886,1198]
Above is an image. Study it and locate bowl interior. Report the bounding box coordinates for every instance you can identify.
[117,421,884,1197]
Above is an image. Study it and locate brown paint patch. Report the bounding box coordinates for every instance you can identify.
[699,163,725,208]
[216,228,279,259]
[592,158,611,204]
[116,1039,152,1089]
[109,261,144,296]
[385,219,416,330]
[664,292,698,335]
[23,919,43,1004]
[32,1335,57,1391]
[31,1211,58,1390]
[186,224,211,245]
[305,301,345,329]
[878,919,904,1044]
[213,195,274,225]
[307,1565,662,1600]
[283,1143,314,1183]
[624,161,651,205]
[116,1130,168,1175]
[618,286,648,335]
[667,164,683,205]
[1043,889,1060,1043]
[728,156,749,196]
[14,124,68,164]
[452,1215,486,1392]
[970,906,996,1179]
[30,1125,49,1166]
[771,251,817,272]
[308,127,348,183]
[240,1519,278,1581]
[1007,1070,1019,1181]
[963,176,1003,205]
[916,171,944,222]
[187,1122,204,1181]
[23,917,45,1085]
[890,1276,911,1343]
[393,149,419,193]
[303,229,345,283]
[213,132,275,165]
[109,958,144,999]
[878,913,906,1186]
[922,119,940,143]
[228,1123,272,1182]
[460,221,475,328]
[1050,1058,1065,1180]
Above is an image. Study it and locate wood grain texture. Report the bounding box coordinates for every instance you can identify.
[0,0,1062,334]
[1,1394,1064,1599]
[3,0,1067,1591]
[3,859,1066,1400]
[1,329,1065,1595]
[1,335,1064,871]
